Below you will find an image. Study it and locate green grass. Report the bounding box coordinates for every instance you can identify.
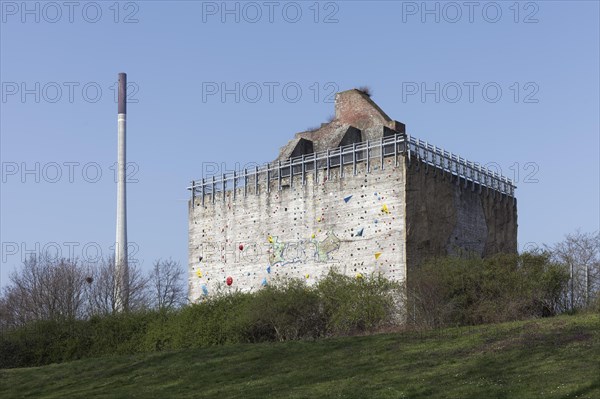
[1,313,598,399]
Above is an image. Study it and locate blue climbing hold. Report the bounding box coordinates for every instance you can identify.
[356,227,364,237]
[344,195,353,203]
[267,265,271,274]
[261,278,267,286]
[201,284,208,296]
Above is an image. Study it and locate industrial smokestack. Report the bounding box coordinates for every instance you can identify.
[115,72,129,312]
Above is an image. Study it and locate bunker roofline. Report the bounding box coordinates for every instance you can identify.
[188,89,516,203]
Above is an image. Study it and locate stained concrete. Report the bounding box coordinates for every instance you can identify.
[188,90,517,302]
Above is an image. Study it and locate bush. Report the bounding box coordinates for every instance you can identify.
[243,279,326,342]
[318,270,401,335]
[408,253,570,328]
[172,292,251,348]
[86,311,156,356]
[0,319,90,368]
[3,267,523,368]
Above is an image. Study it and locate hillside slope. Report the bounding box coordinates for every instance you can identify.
[1,314,598,399]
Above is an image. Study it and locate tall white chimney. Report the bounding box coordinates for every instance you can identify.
[115,72,129,311]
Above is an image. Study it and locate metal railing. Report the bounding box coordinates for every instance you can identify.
[188,133,515,204]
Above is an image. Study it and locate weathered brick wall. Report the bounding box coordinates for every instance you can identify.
[188,155,407,301]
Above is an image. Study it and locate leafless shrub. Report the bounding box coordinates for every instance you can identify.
[149,258,186,311]
[546,230,600,311]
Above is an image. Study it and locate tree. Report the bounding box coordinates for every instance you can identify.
[2,254,87,326]
[83,256,149,316]
[547,230,600,311]
[148,258,186,311]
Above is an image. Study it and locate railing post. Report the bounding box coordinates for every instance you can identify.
[456,156,460,183]
[290,159,293,189]
[212,176,216,204]
[233,171,237,200]
[222,173,226,202]
[267,165,270,193]
[394,135,398,167]
[278,161,282,191]
[352,143,357,175]
[313,154,317,184]
[301,155,306,185]
[366,140,370,173]
[255,166,259,195]
[326,149,330,181]
[191,180,195,202]
[424,141,429,174]
[244,168,247,197]
[201,178,205,206]
[380,137,384,170]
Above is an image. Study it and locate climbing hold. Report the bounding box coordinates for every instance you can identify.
[344,195,353,203]
[305,273,310,279]
[85,277,93,284]
[311,233,316,239]
[356,228,364,237]
[267,265,271,274]
[196,269,203,278]
[261,277,267,286]
[356,273,363,280]
[375,252,382,260]
[201,284,209,296]
[239,244,244,251]
[381,204,389,214]
[226,276,233,286]
[199,256,203,262]
[268,235,274,243]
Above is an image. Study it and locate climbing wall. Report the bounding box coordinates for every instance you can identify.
[188,155,407,301]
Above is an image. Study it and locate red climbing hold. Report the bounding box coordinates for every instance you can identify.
[239,244,244,251]
[226,276,233,286]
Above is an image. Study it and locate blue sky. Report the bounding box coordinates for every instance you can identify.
[1,1,599,287]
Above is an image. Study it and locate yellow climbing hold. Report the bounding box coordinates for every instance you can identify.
[196,269,203,278]
[375,252,382,260]
[305,274,310,279]
[311,233,316,239]
[268,235,274,243]
[381,204,389,214]
[356,273,363,280]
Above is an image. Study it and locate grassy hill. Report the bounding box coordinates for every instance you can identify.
[1,313,598,399]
